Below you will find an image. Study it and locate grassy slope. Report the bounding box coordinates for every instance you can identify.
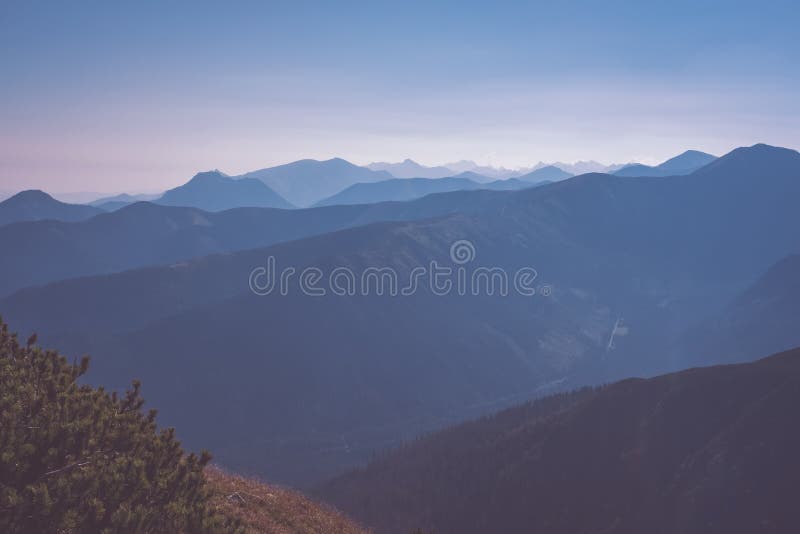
[206,466,367,534]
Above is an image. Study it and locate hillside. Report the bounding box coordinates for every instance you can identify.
[157,171,293,211]
[2,144,798,487]
[319,347,800,534]
[241,158,391,207]
[0,190,102,226]
[206,467,365,534]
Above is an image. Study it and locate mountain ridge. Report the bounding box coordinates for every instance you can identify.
[0,188,513,297]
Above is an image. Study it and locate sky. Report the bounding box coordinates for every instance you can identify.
[1,0,799,194]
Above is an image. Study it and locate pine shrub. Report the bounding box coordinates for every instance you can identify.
[0,318,238,533]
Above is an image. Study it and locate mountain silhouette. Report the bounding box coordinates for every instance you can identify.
[0,190,103,226]
[156,170,293,211]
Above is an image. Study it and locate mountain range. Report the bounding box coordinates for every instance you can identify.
[5,155,641,220]
[368,159,612,180]
[313,171,559,207]
[5,153,666,218]
[319,346,800,534]
[315,166,570,207]
[0,188,512,297]
[541,160,630,175]
[1,143,797,488]
[438,160,521,180]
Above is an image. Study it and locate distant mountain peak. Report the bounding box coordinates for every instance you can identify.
[157,170,293,211]
[751,142,784,150]
[0,189,102,226]
[742,142,799,155]
[658,149,716,172]
[325,157,355,166]
[6,189,54,202]
[517,165,573,183]
[187,170,230,183]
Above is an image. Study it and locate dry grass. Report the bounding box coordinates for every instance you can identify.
[205,466,369,534]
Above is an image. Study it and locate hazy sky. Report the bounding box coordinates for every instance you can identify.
[1,0,799,193]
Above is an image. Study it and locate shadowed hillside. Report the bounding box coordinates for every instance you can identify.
[320,347,800,534]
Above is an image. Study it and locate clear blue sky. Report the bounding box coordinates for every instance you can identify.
[1,0,798,193]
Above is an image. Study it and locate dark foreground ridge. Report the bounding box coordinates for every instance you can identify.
[320,347,800,534]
